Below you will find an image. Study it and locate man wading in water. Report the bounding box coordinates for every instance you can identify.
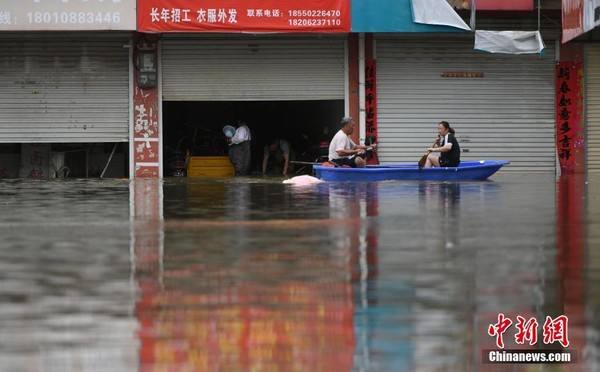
[227,119,252,176]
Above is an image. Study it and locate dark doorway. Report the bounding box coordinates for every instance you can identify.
[162,100,344,176]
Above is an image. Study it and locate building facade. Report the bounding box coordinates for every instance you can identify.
[0,0,591,178]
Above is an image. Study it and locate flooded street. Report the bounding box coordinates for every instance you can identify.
[1,173,599,371]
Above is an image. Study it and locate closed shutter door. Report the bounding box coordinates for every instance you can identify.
[161,37,346,101]
[376,38,556,172]
[0,34,130,143]
[587,45,600,172]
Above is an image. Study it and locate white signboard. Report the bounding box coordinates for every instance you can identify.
[0,0,136,31]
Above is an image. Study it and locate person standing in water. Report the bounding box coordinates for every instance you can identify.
[227,119,252,175]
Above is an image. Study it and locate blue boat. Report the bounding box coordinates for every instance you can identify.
[313,160,509,182]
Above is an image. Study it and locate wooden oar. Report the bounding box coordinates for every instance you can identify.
[418,138,440,171]
[290,160,325,166]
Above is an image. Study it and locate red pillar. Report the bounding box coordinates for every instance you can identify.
[133,179,164,368]
[132,33,161,178]
[556,175,586,371]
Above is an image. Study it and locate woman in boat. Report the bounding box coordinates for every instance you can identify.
[328,117,376,168]
[424,121,460,168]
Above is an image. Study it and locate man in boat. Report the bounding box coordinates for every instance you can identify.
[328,117,376,168]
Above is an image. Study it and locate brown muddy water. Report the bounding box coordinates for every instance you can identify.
[0,173,599,372]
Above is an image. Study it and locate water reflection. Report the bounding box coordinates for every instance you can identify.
[1,175,599,371]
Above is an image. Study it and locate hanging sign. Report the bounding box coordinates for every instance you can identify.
[137,0,350,33]
[365,59,378,165]
[562,0,600,43]
[555,62,584,173]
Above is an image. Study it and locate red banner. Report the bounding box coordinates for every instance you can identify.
[365,59,378,165]
[138,0,350,33]
[562,0,585,42]
[555,62,584,174]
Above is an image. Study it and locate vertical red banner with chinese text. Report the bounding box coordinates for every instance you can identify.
[556,62,584,174]
[365,59,378,165]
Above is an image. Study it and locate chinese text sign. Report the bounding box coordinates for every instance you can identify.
[138,0,350,33]
[365,59,378,165]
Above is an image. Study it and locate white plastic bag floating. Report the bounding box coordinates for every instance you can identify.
[411,0,471,31]
[474,30,545,55]
[282,175,323,186]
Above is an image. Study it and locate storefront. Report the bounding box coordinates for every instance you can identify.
[0,0,136,179]
[135,1,353,175]
[159,35,348,175]
[351,0,562,173]
[375,36,557,172]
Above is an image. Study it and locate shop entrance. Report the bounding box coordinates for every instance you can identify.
[162,100,344,176]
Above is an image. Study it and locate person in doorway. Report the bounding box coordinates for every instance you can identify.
[424,120,461,168]
[262,138,291,177]
[227,119,252,175]
[328,117,376,168]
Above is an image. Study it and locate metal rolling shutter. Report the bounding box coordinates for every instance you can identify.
[586,45,600,172]
[0,34,130,143]
[376,38,556,172]
[161,37,346,101]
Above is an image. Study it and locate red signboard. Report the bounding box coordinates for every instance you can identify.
[474,0,533,10]
[138,0,350,33]
[562,0,586,43]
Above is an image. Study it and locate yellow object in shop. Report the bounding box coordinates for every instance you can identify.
[187,156,234,178]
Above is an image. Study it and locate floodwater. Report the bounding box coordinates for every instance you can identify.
[1,173,599,372]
